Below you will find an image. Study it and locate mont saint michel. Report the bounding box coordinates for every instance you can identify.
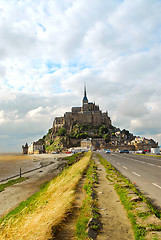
[53,86,111,134]
[23,86,158,154]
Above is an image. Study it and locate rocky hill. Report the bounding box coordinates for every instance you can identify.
[34,86,158,153]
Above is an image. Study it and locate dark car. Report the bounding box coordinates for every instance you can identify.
[119,149,129,153]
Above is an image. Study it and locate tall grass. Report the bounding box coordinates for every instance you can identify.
[0,152,92,240]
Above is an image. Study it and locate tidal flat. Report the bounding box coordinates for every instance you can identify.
[0,154,40,181]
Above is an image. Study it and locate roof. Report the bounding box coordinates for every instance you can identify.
[83,95,88,102]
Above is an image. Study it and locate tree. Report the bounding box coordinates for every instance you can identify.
[48,128,53,134]
[58,127,67,136]
[99,126,109,135]
[103,133,110,143]
[79,132,88,139]
[122,129,129,136]
[98,133,103,138]
[76,132,88,139]
[49,139,53,145]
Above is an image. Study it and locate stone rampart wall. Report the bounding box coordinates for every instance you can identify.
[134,143,158,150]
[104,144,135,151]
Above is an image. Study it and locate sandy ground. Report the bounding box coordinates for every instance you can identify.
[0,153,71,218]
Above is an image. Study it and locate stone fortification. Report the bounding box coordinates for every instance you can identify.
[22,141,45,154]
[22,86,158,153]
[53,86,111,134]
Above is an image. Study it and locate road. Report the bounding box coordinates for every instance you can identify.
[100,152,161,208]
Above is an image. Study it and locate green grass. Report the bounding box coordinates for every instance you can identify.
[0,177,27,192]
[137,211,151,219]
[0,184,45,225]
[152,236,159,240]
[76,197,92,239]
[128,212,146,240]
[114,183,134,211]
[64,152,82,166]
[76,159,99,240]
[45,137,63,152]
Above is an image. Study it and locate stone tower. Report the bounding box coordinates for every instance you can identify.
[22,143,28,154]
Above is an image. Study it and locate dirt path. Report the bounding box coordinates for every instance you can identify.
[94,156,134,240]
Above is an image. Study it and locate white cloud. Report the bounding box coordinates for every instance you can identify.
[26,107,44,120]
[0,111,6,124]
[0,0,161,152]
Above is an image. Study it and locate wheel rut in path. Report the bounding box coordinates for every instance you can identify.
[94,156,134,240]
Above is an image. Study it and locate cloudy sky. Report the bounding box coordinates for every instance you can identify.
[0,0,161,152]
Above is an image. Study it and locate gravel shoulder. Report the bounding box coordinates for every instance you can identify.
[0,153,70,218]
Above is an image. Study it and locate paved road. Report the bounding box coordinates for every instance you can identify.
[100,152,161,208]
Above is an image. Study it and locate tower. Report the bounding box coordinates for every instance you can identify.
[82,84,88,104]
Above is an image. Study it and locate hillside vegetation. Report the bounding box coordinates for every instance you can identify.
[39,122,136,152]
[0,152,92,240]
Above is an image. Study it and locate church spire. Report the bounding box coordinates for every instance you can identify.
[83,83,88,103]
[84,84,87,97]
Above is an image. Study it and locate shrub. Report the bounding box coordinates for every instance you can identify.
[58,127,67,136]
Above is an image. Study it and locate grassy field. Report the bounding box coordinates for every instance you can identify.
[0,152,92,240]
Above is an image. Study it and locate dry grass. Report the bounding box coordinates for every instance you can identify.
[0,152,92,240]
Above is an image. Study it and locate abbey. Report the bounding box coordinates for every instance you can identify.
[22,86,159,154]
[53,86,111,134]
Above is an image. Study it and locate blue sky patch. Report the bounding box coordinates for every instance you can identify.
[38,23,46,32]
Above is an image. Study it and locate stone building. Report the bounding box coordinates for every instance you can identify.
[28,142,44,154]
[53,86,111,134]
[22,143,28,154]
[81,138,92,149]
[22,142,44,154]
[53,117,65,133]
[129,137,158,150]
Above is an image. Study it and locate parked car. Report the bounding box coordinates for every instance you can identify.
[144,149,150,153]
[135,150,146,154]
[52,151,58,154]
[65,151,72,154]
[105,149,111,154]
[119,149,129,153]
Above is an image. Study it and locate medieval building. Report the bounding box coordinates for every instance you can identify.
[22,86,159,154]
[53,86,111,134]
[22,141,45,154]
